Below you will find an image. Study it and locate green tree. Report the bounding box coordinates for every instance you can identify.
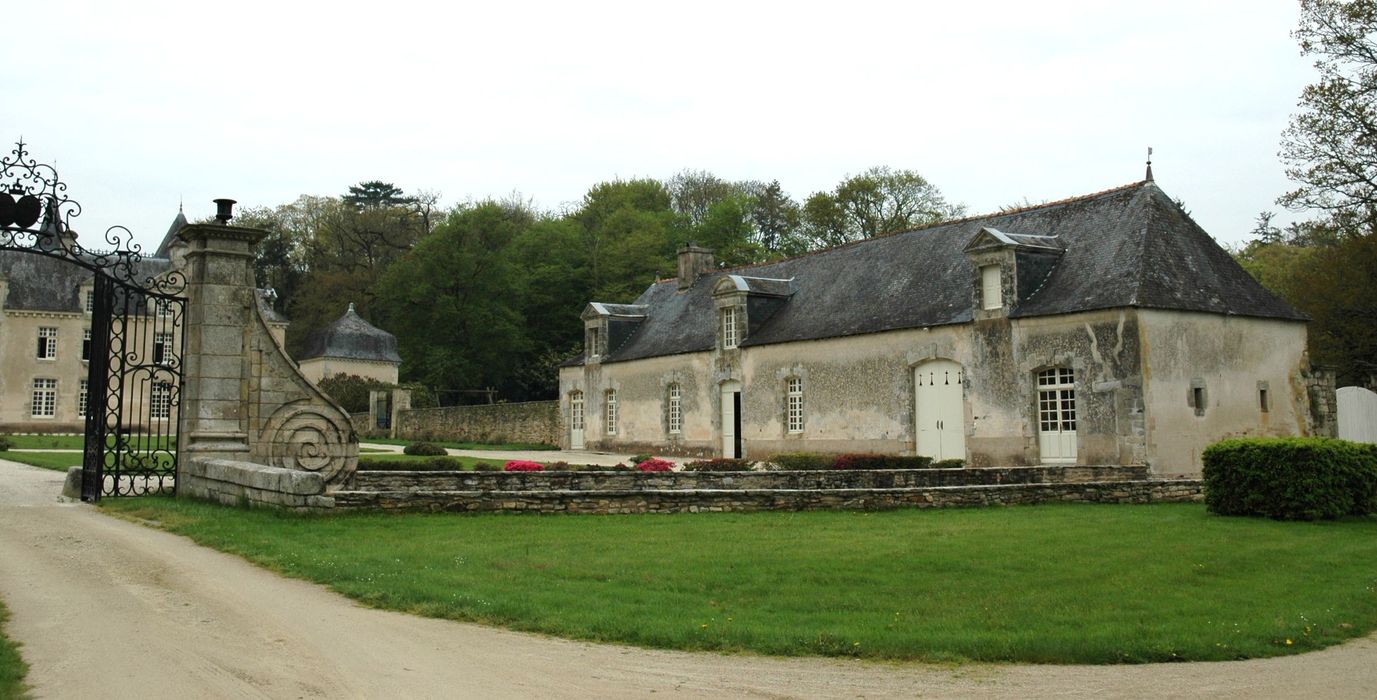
[372,200,532,395]
[573,179,683,302]
[751,180,804,256]
[1279,0,1377,226]
[801,167,964,247]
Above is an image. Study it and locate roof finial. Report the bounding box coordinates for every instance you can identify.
[1145,146,1154,182]
[348,302,356,313]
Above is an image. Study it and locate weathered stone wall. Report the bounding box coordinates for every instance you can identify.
[353,465,1150,493]
[335,477,1202,514]
[180,457,334,512]
[562,352,717,456]
[397,400,561,445]
[1137,310,1313,474]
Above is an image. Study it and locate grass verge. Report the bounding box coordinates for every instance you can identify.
[99,499,1377,663]
[356,454,504,470]
[0,599,30,699]
[0,434,85,450]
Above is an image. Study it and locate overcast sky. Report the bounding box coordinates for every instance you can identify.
[7,1,1313,254]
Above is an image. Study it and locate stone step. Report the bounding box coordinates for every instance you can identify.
[352,465,1150,494]
[333,478,1201,514]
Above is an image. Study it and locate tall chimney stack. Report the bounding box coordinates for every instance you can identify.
[676,243,715,290]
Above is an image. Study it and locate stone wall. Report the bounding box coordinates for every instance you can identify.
[335,477,1203,514]
[397,400,560,445]
[353,465,1150,493]
[180,457,335,512]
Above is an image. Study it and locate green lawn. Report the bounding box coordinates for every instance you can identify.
[0,599,29,699]
[99,499,1377,664]
[0,434,85,450]
[361,437,558,451]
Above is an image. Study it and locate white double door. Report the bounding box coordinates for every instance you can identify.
[914,360,966,461]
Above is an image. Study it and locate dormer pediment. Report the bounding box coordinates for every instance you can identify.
[581,302,648,322]
[712,274,796,299]
[963,227,1063,254]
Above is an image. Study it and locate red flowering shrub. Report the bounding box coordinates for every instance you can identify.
[636,458,676,472]
[504,460,545,472]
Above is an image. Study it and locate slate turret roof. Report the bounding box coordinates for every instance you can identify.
[299,303,401,363]
[573,180,1305,366]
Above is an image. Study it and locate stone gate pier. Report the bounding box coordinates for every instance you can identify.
[176,204,358,510]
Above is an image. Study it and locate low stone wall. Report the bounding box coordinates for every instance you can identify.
[349,412,372,436]
[354,465,1150,493]
[396,400,560,445]
[334,479,1203,513]
[180,457,335,512]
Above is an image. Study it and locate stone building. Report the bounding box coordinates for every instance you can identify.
[559,178,1326,476]
[296,303,401,385]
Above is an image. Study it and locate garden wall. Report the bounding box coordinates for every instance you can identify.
[334,465,1200,514]
[396,400,560,445]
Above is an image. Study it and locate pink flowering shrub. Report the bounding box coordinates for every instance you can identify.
[636,458,676,472]
[504,460,545,472]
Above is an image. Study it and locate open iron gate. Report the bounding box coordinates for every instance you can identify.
[0,140,186,500]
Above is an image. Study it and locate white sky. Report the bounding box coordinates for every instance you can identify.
[7,1,1313,253]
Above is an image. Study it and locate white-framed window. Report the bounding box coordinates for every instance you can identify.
[605,389,618,435]
[721,306,741,349]
[667,383,683,434]
[154,298,174,318]
[37,327,57,360]
[153,332,174,365]
[1037,368,1077,432]
[78,379,89,419]
[150,381,172,420]
[981,264,1002,311]
[587,326,604,359]
[786,377,804,433]
[31,378,57,418]
[84,290,95,314]
[570,391,584,431]
[82,328,92,362]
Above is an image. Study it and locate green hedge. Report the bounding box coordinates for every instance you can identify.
[358,456,464,471]
[403,441,448,456]
[682,458,755,472]
[1202,437,1377,520]
[833,453,934,470]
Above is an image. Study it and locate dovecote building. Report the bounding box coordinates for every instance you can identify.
[559,179,1330,475]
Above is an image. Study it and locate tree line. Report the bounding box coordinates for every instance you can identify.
[1235,0,1376,388]
[242,168,964,403]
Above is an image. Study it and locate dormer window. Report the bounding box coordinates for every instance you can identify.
[721,306,742,349]
[981,265,1002,310]
[587,325,605,359]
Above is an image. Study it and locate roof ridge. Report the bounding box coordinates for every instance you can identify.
[706,180,1152,276]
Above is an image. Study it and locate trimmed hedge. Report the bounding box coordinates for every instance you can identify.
[832,453,934,470]
[682,458,755,472]
[403,441,448,456]
[1202,437,1377,520]
[767,452,833,470]
[358,456,464,471]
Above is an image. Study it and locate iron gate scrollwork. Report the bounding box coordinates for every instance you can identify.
[1,140,186,500]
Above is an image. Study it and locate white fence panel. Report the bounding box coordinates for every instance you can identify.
[1337,386,1377,444]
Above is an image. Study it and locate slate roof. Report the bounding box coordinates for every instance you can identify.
[0,250,174,313]
[299,303,401,363]
[154,209,189,258]
[575,180,1305,366]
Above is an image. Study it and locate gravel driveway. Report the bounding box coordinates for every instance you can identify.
[1,459,1374,698]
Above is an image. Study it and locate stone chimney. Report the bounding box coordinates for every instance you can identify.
[677,243,715,290]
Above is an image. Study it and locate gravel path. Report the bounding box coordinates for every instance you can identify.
[1,458,1375,698]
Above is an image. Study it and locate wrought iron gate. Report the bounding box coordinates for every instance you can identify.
[0,141,186,500]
